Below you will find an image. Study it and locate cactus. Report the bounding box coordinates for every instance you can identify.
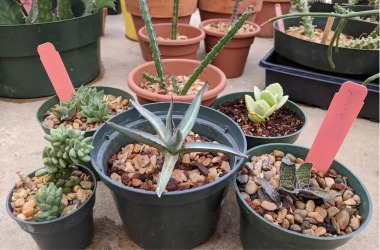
[230,0,243,25]
[105,84,248,197]
[245,83,289,123]
[35,125,94,185]
[171,0,179,40]
[139,0,256,95]
[291,0,315,38]
[34,183,65,221]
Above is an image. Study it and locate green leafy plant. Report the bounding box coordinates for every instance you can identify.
[139,0,255,95]
[105,84,248,197]
[244,83,289,123]
[0,0,115,25]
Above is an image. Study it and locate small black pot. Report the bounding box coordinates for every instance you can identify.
[90,102,247,249]
[235,143,373,249]
[211,91,307,149]
[6,165,97,249]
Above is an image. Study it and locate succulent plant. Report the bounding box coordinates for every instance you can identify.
[35,125,94,190]
[245,83,289,123]
[292,0,315,38]
[105,84,248,197]
[341,24,379,49]
[139,0,255,95]
[0,0,115,25]
[34,183,65,222]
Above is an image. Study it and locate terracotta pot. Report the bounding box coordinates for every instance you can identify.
[254,0,291,38]
[128,59,226,106]
[199,19,261,78]
[137,23,205,61]
[197,0,263,23]
[125,0,197,36]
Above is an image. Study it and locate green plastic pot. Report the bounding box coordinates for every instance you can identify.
[90,102,247,249]
[211,92,307,149]
[234,143,373,249]
[6,164,97,249]
[0,3,103,99]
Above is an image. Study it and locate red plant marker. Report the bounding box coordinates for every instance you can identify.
[305,81,367,173]
[275,4,285,33]
[37,42,76,102]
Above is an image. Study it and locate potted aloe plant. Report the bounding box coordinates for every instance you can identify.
[0,0,114,99]
[137,0,206,61]
[199,0,261,78]
[90,85,248,249]
[212,83,307,149]
[6,125,97,249]
[128,0,256,106]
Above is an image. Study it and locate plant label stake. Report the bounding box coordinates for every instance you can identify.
[306,81,367,173]
[275,4,285,33]
[321,16,335,45]
[37,42,76,102]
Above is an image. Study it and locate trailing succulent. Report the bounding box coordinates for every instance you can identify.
[251,155,339,210]
[105,84,248,197]
[30,125,94,221]
[0,0,115,25]
[52,85,110,124]
[138,0,255,95]
[245,83,289,123]
[341,24,379,49]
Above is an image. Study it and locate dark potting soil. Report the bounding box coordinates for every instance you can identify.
[216,98,304,137]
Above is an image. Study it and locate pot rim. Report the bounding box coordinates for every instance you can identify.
[233,142,374,241]
[199,18,261,38]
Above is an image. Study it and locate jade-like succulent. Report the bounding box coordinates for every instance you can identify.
[36,125,94,190]
[139,0,255,95]
[34,183,65,222]
[245,83,289,123]
[106,84,248,197]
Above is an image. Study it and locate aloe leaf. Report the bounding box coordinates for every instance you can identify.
[279,162,296,192]
[179,142,248,158]
[105,121,168,153]
[257,177,282,207]
[299,187,339,200]
[156,153,179,197]
[166,130,183,153]
[0,0,25,25]
[130,100,168,142]
[176,84,207,143]
[165,100,174,139]
[296,162,313,189]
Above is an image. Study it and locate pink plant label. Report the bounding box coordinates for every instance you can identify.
[275,4,285,33]
[306,81,367,173]
[20,0,32,13]
[37,42,76,102]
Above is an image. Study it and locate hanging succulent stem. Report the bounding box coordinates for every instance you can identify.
[139,0,166,89]
[180,6,255,95]
[230,0,242,25]
[363,73,380,86]
[171,0,179,40]
[262,10,380,69]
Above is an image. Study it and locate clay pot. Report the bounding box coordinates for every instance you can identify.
[127,59,226,106]
[137,23,205,61]
[254,0,291,38]
[199,19,261,78]
[125,0,197,35]
[197,0,263,23]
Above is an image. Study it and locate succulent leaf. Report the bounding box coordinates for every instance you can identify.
[156,153,179,197]
[34,183,64,222]
[260,90,277,107]
[179,142,248,158]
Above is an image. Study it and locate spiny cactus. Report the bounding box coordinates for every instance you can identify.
[35,125,94,186]
[341,24,379,49]
[105,84,248,197]
[34,183,65,222]
[231,0,243,25]
[245,83,289,123]
[139,0,255,95]
[291,0,315,38]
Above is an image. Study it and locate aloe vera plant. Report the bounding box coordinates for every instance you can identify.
[106,84,247,197]
[139,0,255,95]
[0,0,115,25]
[245,83,289,123]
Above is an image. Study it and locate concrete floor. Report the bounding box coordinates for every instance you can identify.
[0,12,379,250]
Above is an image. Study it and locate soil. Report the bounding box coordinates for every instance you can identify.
[215,98,304,137]
[205,21,257,34]
[286,26,353,45]
[157,34,189,40]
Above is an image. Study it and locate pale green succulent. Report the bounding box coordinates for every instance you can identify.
[34,183,65,222]
[106,84,248,197]
[245,83,289,123]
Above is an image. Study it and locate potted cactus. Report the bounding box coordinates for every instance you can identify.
[6,125,97,249]
[211,83,307,149]
[128,0,256,106]
[0,0,114,98]
[90,85,248,248]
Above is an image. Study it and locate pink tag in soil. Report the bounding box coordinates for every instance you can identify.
[37,42,76,102]
[275,4,285,33]
[20,0,32,13]
[305,81,367,173]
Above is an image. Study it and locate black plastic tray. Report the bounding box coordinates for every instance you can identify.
[259,49,379,122]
